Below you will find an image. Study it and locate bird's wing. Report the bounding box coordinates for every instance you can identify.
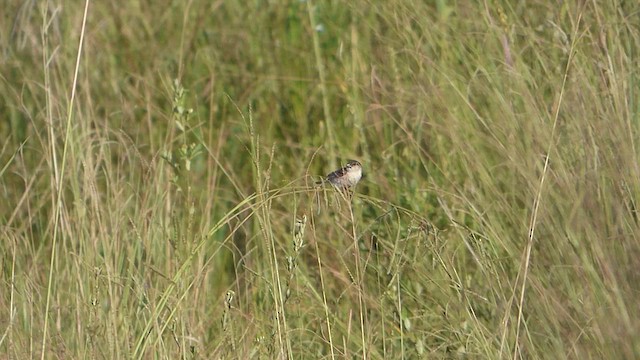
[325,167,347,182]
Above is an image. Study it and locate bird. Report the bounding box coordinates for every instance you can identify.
[319,160,363,189]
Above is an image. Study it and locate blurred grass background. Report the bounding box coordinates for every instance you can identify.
[1,0,639,358]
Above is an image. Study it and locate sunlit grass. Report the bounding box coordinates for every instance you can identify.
[1,0,639,358]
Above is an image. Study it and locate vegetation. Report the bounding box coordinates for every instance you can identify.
[1,1,639,358]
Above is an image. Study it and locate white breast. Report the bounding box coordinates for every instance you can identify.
[346,167,362,186]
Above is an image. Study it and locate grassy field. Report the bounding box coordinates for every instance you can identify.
[1,1,639,358]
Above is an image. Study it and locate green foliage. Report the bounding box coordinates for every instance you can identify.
[1,0,640,358]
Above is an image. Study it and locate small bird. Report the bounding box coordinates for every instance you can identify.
[320,160,363,189]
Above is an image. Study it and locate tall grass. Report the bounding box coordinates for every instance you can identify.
[1,0,639,358]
